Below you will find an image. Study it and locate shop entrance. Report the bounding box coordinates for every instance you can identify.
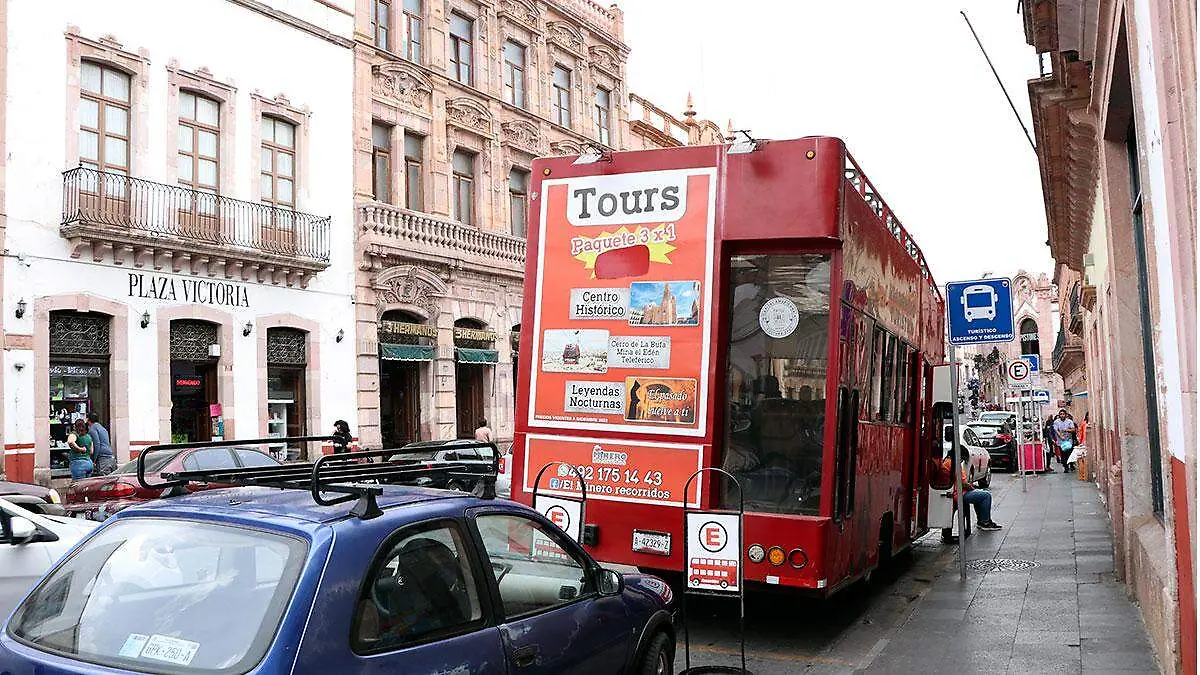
[48,311,112,479]
[454,318,498,439]
[378,311,435,449]
[169,320,222,443]
[266,328,308,460]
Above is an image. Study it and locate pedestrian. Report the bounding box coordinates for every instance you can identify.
[942,448,1002,531]
[86,412,117,476]
[331,420,352,454]
[1043,415,1057,470]
[1078,413,1089,446]
[1052,408,1078,472]
[474,418,493,443]
[67,419,95,480]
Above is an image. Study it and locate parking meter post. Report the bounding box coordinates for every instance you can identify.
[949,345,968,581]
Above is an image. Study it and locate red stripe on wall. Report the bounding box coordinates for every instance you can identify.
[129,441,160,446]
[1171,457,1195,675]
[3,443,35,450]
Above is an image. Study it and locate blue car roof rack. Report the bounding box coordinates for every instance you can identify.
[135,436,501,520]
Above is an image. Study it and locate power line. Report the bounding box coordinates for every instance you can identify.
[960,10,1037,154]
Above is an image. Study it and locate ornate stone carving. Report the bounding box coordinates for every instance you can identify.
[377,267,442,320]
[500,119,542,153]
[372,62,433,112]
[446,97,495,136]
[499,0,539,29]
[588,45,619,76]
[546,21,584,55]
[550,139,583,156]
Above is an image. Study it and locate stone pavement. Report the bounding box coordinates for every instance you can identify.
[857,469,1161,674]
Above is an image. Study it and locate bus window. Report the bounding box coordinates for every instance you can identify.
[720,253,831,516]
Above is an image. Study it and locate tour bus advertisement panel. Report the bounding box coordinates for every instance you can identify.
[523,434,705,508]
[527,167,718,437]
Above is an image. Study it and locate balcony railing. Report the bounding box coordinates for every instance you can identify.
[62,167,331,265]
[359,203,526,275]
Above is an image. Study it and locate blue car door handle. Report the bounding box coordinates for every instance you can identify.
[511,645,538,668]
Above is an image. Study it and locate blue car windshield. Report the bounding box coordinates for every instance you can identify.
[8,518,307,674]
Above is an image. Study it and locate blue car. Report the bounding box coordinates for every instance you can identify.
[0,439,677,674]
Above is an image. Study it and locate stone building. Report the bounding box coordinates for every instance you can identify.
[0,0,358,481]
[350,0,721,451]
[1022,0,1195,670]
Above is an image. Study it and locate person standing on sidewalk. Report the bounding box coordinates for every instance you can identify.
[942,450,1003,531]
[86,412,117,476]
[1052,409,1078,472]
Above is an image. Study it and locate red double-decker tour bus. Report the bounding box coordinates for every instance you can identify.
[512,136,945,595]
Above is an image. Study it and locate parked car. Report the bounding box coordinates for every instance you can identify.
[941,422,992,488]
[0,481,64,517]
[967,420,1019,472]
[0,448,677,674]
[0,496,98,620]
[62,446,279,521]
[978,410,1017,427]
[387,439,500,495]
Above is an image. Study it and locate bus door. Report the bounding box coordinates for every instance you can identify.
[831,306,869,582]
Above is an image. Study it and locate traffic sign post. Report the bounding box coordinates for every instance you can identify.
[946,278,1015,581]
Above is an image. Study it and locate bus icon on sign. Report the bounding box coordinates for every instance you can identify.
[689,558,738,589]
[961,284,998,322]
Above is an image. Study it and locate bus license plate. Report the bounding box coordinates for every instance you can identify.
[632,530,671,556]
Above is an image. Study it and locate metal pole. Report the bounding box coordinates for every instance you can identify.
[950,345,968,581]
[961,11,1038,154]
[1016,384,1028,492]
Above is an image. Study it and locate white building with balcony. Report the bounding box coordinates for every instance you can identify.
[0,0,357,482]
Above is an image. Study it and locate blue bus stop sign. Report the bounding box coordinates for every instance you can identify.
[946,278,1015,345]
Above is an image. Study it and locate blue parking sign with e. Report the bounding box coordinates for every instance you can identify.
[946,278,1015,345]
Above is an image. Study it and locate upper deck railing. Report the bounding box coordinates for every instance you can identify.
[842,152,943,303]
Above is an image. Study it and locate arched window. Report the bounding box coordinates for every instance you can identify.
[1019,318,1039,356]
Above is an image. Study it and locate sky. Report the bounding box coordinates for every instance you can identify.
[620,0,1055,285]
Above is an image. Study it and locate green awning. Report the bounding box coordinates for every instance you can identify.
[456,347,498,364]
[380,343,436,362]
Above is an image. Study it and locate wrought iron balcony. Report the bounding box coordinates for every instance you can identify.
[359,202,526,277]
[61,167,331,285]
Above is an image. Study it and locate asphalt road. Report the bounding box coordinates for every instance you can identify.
[669,527,958,673]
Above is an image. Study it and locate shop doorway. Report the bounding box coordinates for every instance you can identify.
[267,328,308,460]
[454,318,497,438]
[169,320,222,443]
[378,310,435,449]
[48,311,112,478]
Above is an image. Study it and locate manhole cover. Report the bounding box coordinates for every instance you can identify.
[966,558,1040,573]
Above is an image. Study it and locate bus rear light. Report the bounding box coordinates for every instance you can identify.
[788,548,809,569]
[747,544,765,563]
[767,546,785,566]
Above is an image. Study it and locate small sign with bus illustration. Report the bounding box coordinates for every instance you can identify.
[685,512,741,594]
[523,434,704,507]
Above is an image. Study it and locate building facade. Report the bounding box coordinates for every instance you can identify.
[1022,0,1196,671]
[0,0,359,481]
[350,0,720,452]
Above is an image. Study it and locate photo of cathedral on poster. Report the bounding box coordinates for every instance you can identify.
[628,281,701,326]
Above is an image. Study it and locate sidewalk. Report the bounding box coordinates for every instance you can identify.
[858,469,1161,674]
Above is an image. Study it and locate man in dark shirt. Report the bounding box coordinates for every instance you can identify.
[87,412,117,476]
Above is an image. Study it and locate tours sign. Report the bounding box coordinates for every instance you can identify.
[528,167,717,437]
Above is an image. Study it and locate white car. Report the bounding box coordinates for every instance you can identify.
[942,422,992,488]
[0,496,98,619]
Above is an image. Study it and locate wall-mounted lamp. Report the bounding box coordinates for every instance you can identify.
[15,298,26,319]
[242,321,253,337]
[336,329,344,343]
[13,361,25,371]
[140,311,151,329]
